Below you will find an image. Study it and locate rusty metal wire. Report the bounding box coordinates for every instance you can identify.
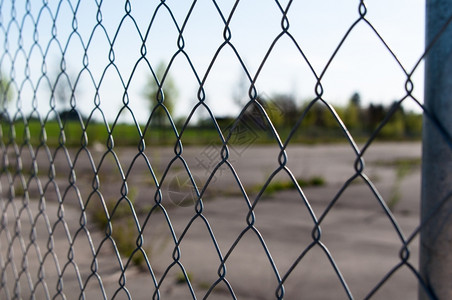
[0,0,451,299]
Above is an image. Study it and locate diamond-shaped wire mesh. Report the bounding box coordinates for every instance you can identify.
[0,0,451,299]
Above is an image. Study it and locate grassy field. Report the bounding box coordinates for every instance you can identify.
[0,118,421,149]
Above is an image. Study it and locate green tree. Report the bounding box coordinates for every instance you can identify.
[350,91,361,107]
[380,102,405,138]
[403,111,422,137]
[0,72,13,109]
[365,103,386,132]
[55,72,79,120]
[144,62,178,127]
[342,92,362,130]
[50,61,82,121]
[265,93,298,128]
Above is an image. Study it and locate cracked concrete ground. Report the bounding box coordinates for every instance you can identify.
[0,142,423,299]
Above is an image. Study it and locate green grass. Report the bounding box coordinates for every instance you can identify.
[14,184,26,197]
[2,120,147,148]
[369,157,420,210]
[373,157,421,168]
[297,176,326,187]
[252,176,326,196]
[1,119,422,149]
[89,187,151,268]
[176,271,193,284]
[386,158,420,210]
[198,281,212,290]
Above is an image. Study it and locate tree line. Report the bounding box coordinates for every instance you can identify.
[1,63,423,142]
[213,92,423,141]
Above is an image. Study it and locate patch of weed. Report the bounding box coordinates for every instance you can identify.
[373,157,421,168]
[387,160,416,210]
[13,184,26,197]
[252,175,326,196]
[176,271,193,284]
[90,187,151,268]
[198,281,212,290]
[301,176,325,187]
[112,219,136,257]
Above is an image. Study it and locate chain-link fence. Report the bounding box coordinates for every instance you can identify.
[0,0,451,299]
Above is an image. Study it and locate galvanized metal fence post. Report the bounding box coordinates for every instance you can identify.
[421,0,452,299]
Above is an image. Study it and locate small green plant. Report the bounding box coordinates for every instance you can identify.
[90,187,151,268]
[297,176,325,187]
[13,185,26,197]
[176,271,193,284]
[373,157,421,168]
[252,175,326,196]
[112,220,136,256]
[387,159,416,210]
[198,281,212,290]
[373,157,420,210]
[110,220,149,269]
[308,176,325,186]
[91,200,113,229]
[131,250,146,268]
[262,180,293,195]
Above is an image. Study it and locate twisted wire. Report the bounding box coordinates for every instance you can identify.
[0,0,451,299]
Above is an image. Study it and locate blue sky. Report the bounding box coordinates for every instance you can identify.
[1,0,425,124]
